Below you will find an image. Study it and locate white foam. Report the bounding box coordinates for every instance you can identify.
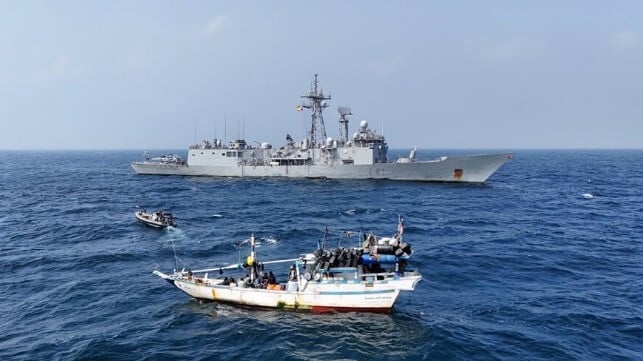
[263,236,278,244]
[581,193,594,199]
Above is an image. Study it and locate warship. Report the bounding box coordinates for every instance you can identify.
[132,74,511,182]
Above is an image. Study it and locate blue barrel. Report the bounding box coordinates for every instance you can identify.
[378,254,397,264]
[361,254,397,265]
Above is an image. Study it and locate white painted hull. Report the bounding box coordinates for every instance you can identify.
[132,153,510,183]
[154,271,421,313]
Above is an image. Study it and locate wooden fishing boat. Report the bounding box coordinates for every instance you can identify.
[154,219,421,313]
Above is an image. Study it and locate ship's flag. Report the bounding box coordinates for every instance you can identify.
[296,105,303,112]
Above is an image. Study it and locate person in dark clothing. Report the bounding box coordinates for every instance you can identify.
[268,271,277,285]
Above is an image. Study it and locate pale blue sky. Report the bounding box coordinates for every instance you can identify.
[1,1,642,150]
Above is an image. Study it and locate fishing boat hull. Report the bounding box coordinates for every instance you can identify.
[154,270,420,313]
[132,152,510,183]
[155,225,421,314]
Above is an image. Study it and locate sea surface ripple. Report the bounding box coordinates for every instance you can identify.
[0,149,641,360]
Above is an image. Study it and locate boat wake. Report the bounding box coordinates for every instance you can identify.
[260,236,278,245]
[163,227,186,243]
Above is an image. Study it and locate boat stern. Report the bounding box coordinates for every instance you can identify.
[395,271,422,291]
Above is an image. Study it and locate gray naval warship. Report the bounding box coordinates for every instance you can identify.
[131,74,511,182]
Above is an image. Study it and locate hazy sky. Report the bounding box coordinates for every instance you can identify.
[1,1,642,150]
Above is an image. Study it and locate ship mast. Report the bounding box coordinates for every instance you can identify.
[300,74,330,147]
[337,106,352,143]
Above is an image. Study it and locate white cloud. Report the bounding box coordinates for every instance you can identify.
[479,39,545,64]
[481,40,520,63]
[611,31,636,48]
[204,15,228,35]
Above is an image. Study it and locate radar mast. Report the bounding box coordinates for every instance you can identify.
[337,106,352,143]
[300,74,331,147]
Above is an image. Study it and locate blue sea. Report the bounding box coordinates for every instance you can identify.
[1,149,641,360]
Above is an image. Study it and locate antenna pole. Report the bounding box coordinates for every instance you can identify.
[250,235,256,282]
[300,74,331,147]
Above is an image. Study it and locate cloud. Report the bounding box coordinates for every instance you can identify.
[480,40,520,63]
[204,15,228,35]
[479,39,545,64]
[611,31,636,48]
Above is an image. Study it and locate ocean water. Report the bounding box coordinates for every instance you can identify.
[0,149,641,361]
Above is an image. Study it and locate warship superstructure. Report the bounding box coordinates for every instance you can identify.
[132,75,511,182]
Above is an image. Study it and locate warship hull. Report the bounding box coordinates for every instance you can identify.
[131,152,510,183]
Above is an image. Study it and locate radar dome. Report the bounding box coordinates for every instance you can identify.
[326,137,333,146]
[359,120,368,129]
